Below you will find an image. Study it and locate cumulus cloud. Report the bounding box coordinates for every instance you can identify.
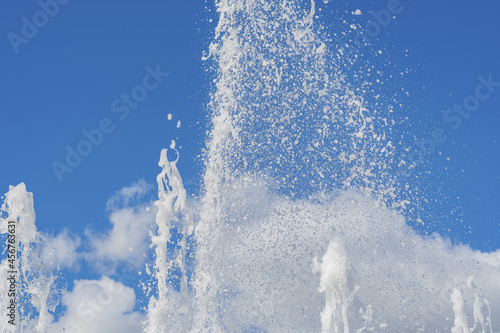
[105,179,153,210]
[39,180,155,275]
[85,180,156,275]
[51,276,144,333]
[44,229,82,271]
[33,179,500,332]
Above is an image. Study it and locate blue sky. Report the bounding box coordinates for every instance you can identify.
[0,0,499,329]
[0,0,213,234]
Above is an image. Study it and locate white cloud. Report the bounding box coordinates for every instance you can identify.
[85,206,155,274]
[44,229,82,271]
[37,180,155,275]
[85,181,156,275]
[51,276,144,333]
[36,180,155,275]
[106,179,153,211]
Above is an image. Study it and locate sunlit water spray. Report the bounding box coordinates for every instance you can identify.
[143,147,193,333]
[1,0,499,332]
[0,184,66,332]
[174,0,498,331]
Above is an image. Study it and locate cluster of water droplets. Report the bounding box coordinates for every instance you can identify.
[0,184,66,332]
[1,0,498,332]
[201,0,400,205]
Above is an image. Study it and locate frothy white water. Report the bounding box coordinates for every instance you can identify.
[2,181,498,332]
[180,0,499,332]
[195,182,499,332]
[143,148,192,333]
[313,239,358,333]
[0,183,65,332]
[450,277,494,333]
[188,0,402,331]
[2,1,499,332]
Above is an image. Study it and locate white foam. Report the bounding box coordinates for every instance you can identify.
[185,0,499,331]
[313,239,358,333]
[143,148,192,332]
[0,183,66,332]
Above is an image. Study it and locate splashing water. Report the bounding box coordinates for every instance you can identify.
[0,184,66,332]
[178,0,499,331]
[199,0,400,204]
[2,0,500,332]
[140,0,500,331]
[313,239,359,333]
[143,148,192,333]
